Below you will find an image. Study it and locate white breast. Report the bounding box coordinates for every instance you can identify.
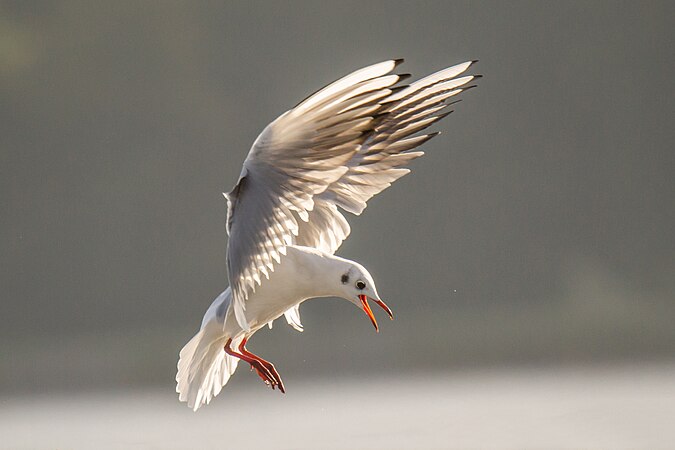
[224,245,338,335]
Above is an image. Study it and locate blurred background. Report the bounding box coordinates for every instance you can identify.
[1,1,673,448]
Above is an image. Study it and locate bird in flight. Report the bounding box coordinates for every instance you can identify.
[176,59,479,410]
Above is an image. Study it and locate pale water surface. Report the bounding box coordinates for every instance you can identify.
[1,363,673,449]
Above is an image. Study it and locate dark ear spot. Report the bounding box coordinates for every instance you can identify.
[341,274,349,284]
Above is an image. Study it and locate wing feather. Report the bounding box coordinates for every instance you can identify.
[225,59,478,329]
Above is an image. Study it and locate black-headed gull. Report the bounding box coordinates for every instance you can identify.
[176,59,479,410]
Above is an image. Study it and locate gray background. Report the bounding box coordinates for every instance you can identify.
[1,0,674,403]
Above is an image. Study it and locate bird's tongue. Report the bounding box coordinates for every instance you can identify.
[359,295,394,332]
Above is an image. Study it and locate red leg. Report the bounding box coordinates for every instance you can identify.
[238,338,286,394]
[224,338,277,388]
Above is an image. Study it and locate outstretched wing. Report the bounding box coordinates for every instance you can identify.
[226,59,478,330]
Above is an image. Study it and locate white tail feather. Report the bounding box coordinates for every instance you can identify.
[176,289,241,411]
[176,325,241,411]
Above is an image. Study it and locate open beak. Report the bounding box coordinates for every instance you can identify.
[358,294,394,332]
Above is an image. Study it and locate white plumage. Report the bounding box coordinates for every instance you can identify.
[177,59,479,410]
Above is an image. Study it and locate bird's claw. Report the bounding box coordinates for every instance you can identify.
[227,338,286,394]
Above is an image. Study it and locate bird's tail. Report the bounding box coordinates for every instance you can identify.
[176,322,242,411]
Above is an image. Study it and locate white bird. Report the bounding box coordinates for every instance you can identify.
[176,58,479,410]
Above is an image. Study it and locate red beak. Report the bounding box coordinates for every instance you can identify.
[358,294,394,332]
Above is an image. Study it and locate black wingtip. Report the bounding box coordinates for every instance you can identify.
[371,111,390,121]
[412,132,442,148]
[472,74,484,79]
[397,73,412,82]
[393,58,405,67]
[470,59,479,65]
[436,111,454,122]
[388,85,408,95]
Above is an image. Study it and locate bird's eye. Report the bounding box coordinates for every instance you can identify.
[341,274,349,284]
[355,280,366,290]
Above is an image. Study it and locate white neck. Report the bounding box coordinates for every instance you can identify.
[285,245,353,300]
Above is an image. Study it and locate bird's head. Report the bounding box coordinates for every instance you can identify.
[335,261,393,332]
